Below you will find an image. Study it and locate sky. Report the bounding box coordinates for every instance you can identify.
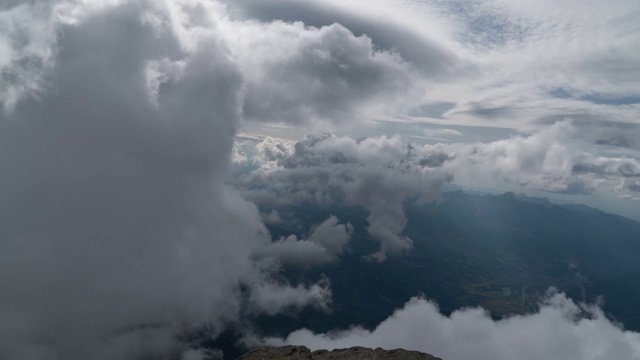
[227,0,640,220]
[0,0,639,359]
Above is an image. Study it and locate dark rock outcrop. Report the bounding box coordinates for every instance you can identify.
[237,345,443,360]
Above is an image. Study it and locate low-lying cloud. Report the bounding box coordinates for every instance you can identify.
[267,291,640,360]
[3,0,639,359]
[256,215,353,268]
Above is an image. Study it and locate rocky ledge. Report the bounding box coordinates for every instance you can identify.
[237,345,442,360]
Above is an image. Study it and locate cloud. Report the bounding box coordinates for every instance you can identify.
[239,122,640,240]
[442,121,640,196]
[256,215,353,268]
[0,2,59,111]
[267,290,640,360]
[237,133,452,262]
[246,276,332,316]
[223,0,463,77]
[423,128,463,137]
[230,0,640,132]
[222,0,640,146]
[3,1,639,358]
[230,19,424,126]
[573,156,640,178]
[538,117,640,152]
[626,180,640,193]
[444,121,586,193]
[437,0,640,126]
[306,215,353,257]
[228,0,640,132]
[261,209,283,224]
[0,1,331,359]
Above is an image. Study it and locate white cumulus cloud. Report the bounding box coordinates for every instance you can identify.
[268,291,640,360]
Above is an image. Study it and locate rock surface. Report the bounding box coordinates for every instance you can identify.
[237,346,443,360]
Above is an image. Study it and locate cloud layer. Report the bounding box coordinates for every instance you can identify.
[268,291,640,360]
[236,121,640,264]
[256,215,353,268]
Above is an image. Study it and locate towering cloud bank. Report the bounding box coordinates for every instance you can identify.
[0,1,354,359]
